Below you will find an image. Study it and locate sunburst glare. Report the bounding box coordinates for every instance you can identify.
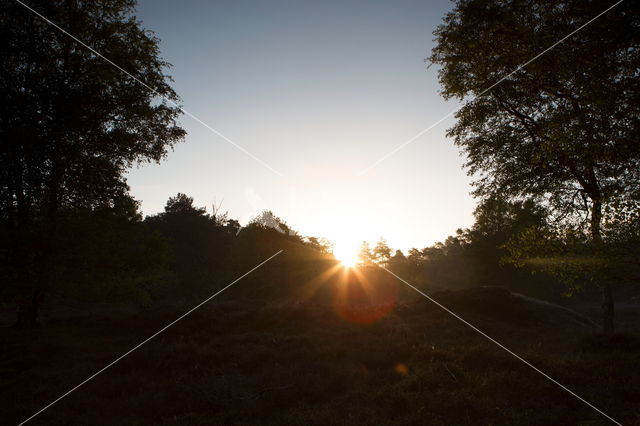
[333,240,359,268]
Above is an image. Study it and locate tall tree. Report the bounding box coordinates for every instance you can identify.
[430,0,640,332]
[0,0,185,325]
[357,241,375,265]
[372,238,392,266]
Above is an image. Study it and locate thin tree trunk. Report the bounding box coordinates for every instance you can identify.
[601,282,615,334]
[13,170,60,327]
[11,179,41,327]
[590,197,615,333]
[590,197,603,244]
[16,288,43,328]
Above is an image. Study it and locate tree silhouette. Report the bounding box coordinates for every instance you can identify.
[372,238,392,266]
[164,193,206,215]
[144,194,235,297]
[357,241,375,265]
[305,236,333,254]
[248,210,294,236]
[0,0,185,325]
[388,249,408,276]
[430,0,640,332]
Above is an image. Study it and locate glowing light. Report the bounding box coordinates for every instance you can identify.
[394,363,409,376]
[332,267,399,324]
[333,241,359,268]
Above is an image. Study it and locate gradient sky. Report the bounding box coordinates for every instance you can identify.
[127,0,475,255]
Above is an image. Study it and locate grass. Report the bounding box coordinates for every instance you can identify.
[1,279,639,425]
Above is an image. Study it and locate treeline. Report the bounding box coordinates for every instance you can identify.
[358,198,562,300]
[2,189,638,330]
[0,192,334,324]
[359,196,640,307]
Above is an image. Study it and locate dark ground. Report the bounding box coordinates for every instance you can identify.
[2,281,639,425]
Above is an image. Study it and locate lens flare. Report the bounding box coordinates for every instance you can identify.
[332,267,398,324]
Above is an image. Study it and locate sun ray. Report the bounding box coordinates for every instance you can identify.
[294,262,344,302]
[333,240,360,268]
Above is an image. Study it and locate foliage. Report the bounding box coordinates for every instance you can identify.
[144,194,233,297]
[0,0,185,224]
[1,193,172,305]
[372,238,392,266]
[429,0,640,236]
[367,198,562,300]
[247,210,300,237]
[504,207,640,296]
[430,0,640,331]
[304,236,334,254]
[0,0,185,324]
[356,238,393,266]
[51,203,171,304]
[357,241,375,265]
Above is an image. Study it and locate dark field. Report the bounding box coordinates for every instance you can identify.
[3,282,638,425]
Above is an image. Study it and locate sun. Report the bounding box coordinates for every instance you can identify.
[339,254,358,268]
[333,241,359,268]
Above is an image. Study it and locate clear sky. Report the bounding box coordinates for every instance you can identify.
[127,0,475,255]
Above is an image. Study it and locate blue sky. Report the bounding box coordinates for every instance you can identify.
[127,0,475,254]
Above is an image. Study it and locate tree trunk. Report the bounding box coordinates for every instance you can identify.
[14,172,61,327]
[12,213,57,328]
[16,290,43,328]
[590,197,603,244]
[590,197,615,333]
[15,241,53,328]
[601,282,615,334]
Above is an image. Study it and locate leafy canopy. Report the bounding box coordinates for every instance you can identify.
[0,0,185,224]
[429,0,640,231]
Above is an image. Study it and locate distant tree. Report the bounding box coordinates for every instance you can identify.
[388,249,408,276]
[49,202,171,306]
[305,236,333,254]
[247,210,298,237]
[357,241,375,265]
[145,194,229,297]
[225,219,242,236]
[354,238,393,266]
[389,249,407,264]
[430,0,640,332]
[469,198,547,241]
[164,193,206,215]
[1,0,185,325]
[372,238,392,266]
[210,198,229,227]
[401,198,561,296]
[505,199,640,310]
[407,248,428,267]
[464,197,548,280]
[602,198,640,269]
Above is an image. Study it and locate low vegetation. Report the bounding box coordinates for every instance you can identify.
[3,279,639,425]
